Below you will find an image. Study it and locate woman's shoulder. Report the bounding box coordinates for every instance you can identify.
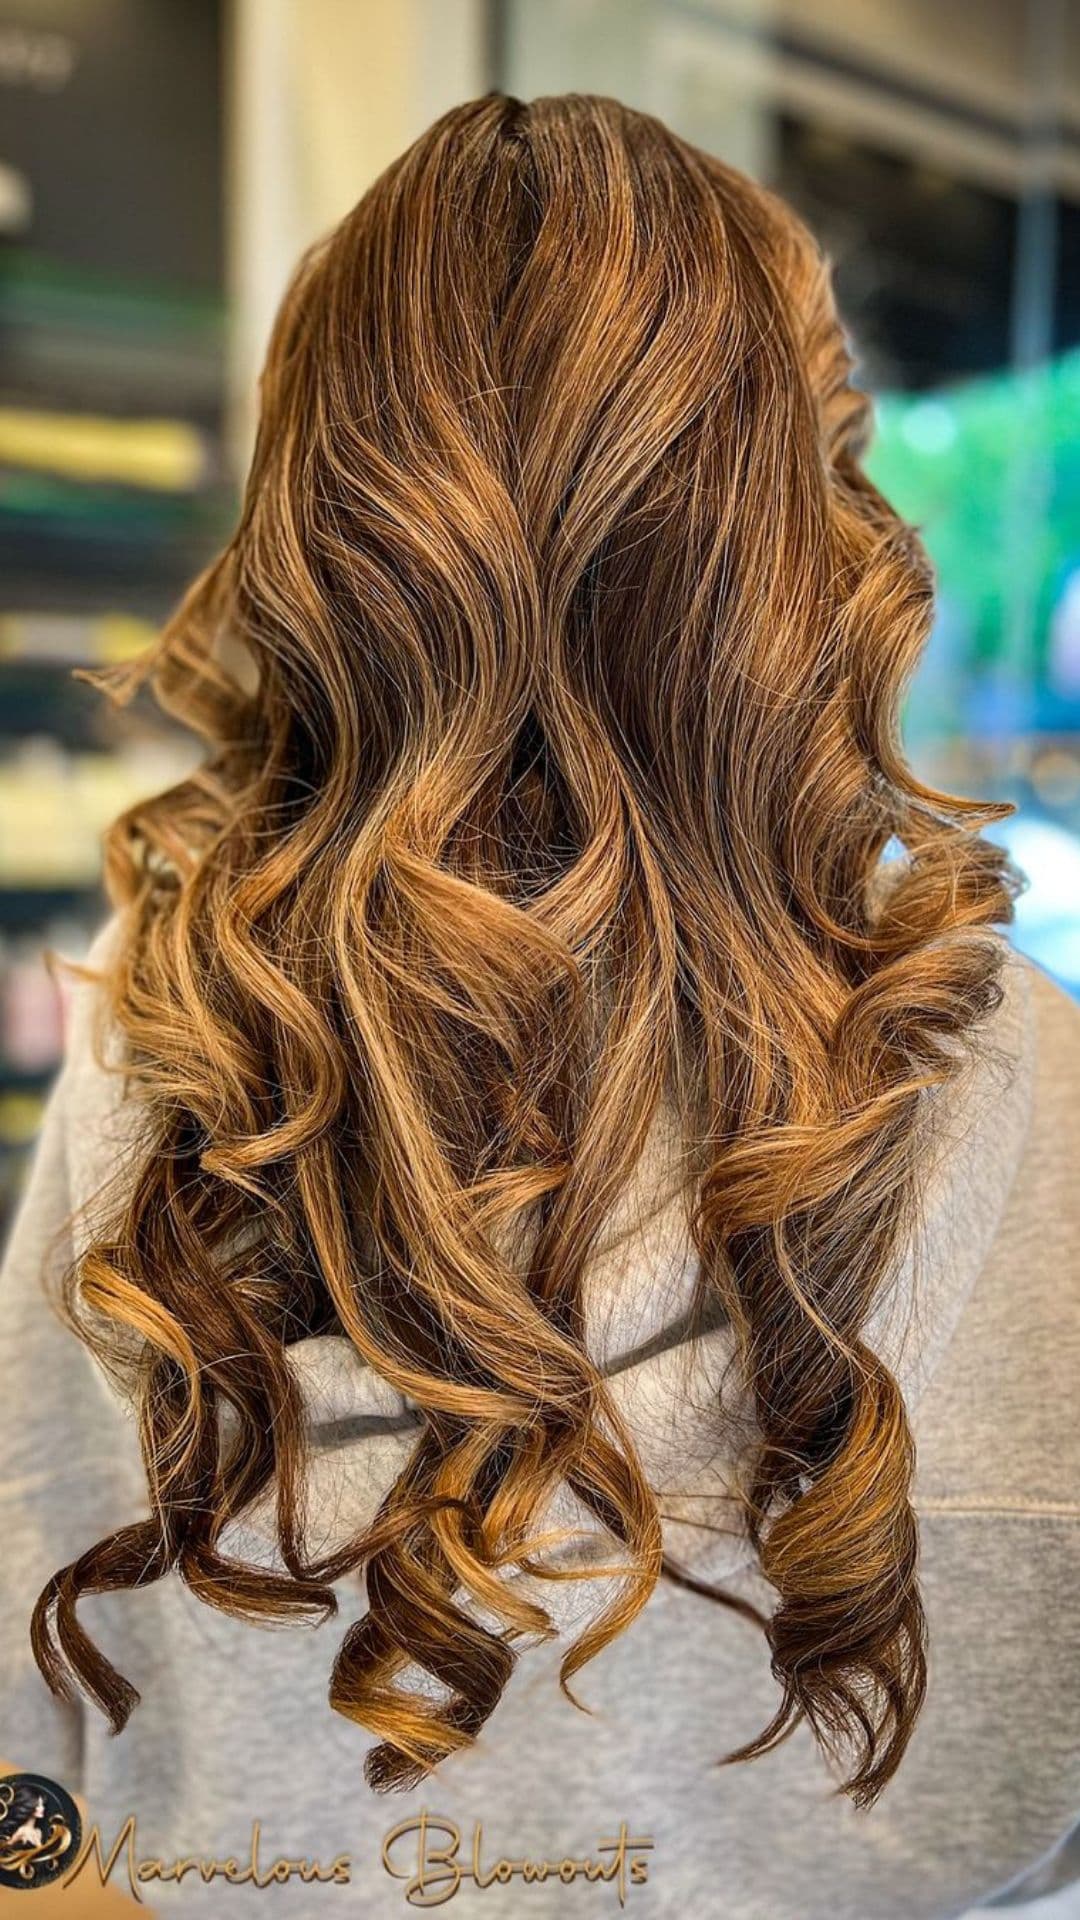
[50,912,148,1248]
[1023,944,1080,1107]
[912,939,1080,1520]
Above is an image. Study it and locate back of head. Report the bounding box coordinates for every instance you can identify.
[34,92,1015,1807]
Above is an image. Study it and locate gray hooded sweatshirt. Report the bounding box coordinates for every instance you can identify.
[1,919,1079,1920]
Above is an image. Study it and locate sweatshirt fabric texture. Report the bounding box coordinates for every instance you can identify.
[1,919,1079,1920]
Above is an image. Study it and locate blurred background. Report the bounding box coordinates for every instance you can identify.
[0,0,1078,1242]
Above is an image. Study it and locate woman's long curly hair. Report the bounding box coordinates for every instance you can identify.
[33,92,1016,1807]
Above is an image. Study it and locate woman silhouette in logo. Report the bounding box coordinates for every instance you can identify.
[0,1781,74,1885]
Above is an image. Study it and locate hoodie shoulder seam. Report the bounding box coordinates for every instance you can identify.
[916,1496,1080,1521]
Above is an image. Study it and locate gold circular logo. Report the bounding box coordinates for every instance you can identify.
[0,1774,81,1892]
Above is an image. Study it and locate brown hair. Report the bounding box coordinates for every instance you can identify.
[32,92,1015,1806]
